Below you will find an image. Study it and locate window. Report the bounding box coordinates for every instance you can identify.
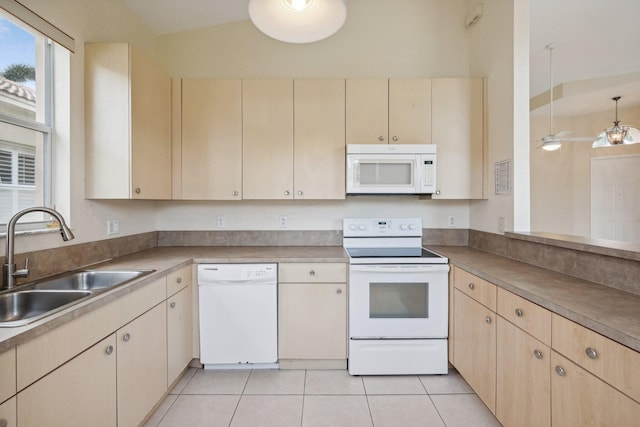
[0,9,52,225]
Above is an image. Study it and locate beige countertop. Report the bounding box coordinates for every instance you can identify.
[432,245,640,353]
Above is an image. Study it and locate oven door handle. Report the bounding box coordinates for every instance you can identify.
[349,264,449,273]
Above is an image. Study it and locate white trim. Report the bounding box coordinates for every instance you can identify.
[0,0,75,52]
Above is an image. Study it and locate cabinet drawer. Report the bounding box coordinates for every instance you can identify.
[453,266,496,311]
[552,314,640,403]
[0,348,16,403]
[497,288,551,346]
[279,263,347,283]
[167,264,191,297]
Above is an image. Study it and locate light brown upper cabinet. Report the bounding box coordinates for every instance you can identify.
[293,79,346,200]
[346,78,432,145]
[180,79,243,200]
[431,78,486,199]
[242,79,295,200]
[85,43,172,199]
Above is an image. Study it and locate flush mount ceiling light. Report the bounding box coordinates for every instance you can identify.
[248,0,347,43]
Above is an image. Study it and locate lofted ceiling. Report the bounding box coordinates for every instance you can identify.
[122,0,640,117]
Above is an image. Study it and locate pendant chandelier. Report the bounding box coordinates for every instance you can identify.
[593,96,639,148]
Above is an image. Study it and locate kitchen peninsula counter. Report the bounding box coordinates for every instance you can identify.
[432,245,640,353]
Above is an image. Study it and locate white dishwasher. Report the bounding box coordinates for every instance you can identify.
[198,264,278,369]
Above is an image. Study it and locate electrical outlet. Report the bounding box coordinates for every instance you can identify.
[107,219,120,235]
[279,216,288,228]
[448,216,456,227]
[216,216,225,228]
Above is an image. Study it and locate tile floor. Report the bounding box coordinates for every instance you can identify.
[144,368,502,427]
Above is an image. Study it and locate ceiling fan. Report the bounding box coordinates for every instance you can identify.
[536,44,593,151]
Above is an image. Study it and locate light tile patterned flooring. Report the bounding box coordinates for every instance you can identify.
[144,368,502,427]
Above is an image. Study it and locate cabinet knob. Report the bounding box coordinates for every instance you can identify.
[105,345,114,355]
[468,283,475,290]
[378,136,385,142]
[284,190,290,196]
[309,270,316,276]
[392,136,399,142]
[515,308,523,317]
[123,333,131,342]
[232,190,239,196]
[135,188,141,194]
[336,288,343,294]
[297,191,303,196]
[435,190,441,195]
[484,316,492,324]
[555,365,566,377]
[585,347,598,360]
[176,277,182,284]
[170,302,176,308]
[533,349,543,360]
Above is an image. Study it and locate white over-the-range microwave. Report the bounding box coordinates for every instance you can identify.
[346,144,436,195]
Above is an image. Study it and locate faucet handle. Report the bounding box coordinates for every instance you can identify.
[13,257,29,279]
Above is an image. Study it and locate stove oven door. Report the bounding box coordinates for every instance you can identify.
[348,264,449,339]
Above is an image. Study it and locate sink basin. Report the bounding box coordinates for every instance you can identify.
[33,270,153,291]
[0,269,154,327]
[0,290,92,326]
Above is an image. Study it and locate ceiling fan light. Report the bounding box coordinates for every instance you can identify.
[249,0,347,44]
[542,140,562,151]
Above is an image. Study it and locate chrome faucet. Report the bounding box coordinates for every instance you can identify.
[2,207,75,290]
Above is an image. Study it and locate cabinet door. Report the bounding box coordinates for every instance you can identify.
[181,79,242,200]
[168,285,193,386]
[17,335,117,427]
[432,78,485,199]
[117,303,167,427]
[0,397,16,427]
[279,282,347,360]
[293,79,346,200]
[551,351,640,426]
[243,79,294,199]
[0,348,15,404]
[453,289,496,413]
[346,79,388,144]
[130,45,172,199]
[496,318,550,427]
[388,78,431,144]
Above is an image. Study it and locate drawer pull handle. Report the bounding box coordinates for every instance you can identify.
[105,345,114,355]
[533,349,543,360]
[177,277,182,284]
[135,188,141,194]
[336,288,342,294]
[555,365,566,376]
[515,308,523,317]
[123,333,131,342]
[585,347,598,360]
[485,316,492,324]
[309,270,316,276]
[170,302,176,308]
[468,283,475,290]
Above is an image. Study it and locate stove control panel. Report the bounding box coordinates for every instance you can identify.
[343,218,422,237]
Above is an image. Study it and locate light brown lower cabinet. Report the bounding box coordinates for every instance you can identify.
[453,288,496,413]
[496,317,550,427]
[551,351,640,426]
[167,284,193,385]
[117,302,167,427]
[17,335,117,427]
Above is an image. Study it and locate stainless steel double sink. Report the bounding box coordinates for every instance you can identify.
[0,269,154,327]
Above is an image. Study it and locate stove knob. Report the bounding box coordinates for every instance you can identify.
[400,224,408,231]
[409,224,417,230]
[349,224,357,231]
[358,224,367,231]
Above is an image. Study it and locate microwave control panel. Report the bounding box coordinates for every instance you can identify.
[423,160,435,186]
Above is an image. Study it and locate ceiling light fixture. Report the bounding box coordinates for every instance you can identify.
[593,96,639,148]
[248,0,347,44]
